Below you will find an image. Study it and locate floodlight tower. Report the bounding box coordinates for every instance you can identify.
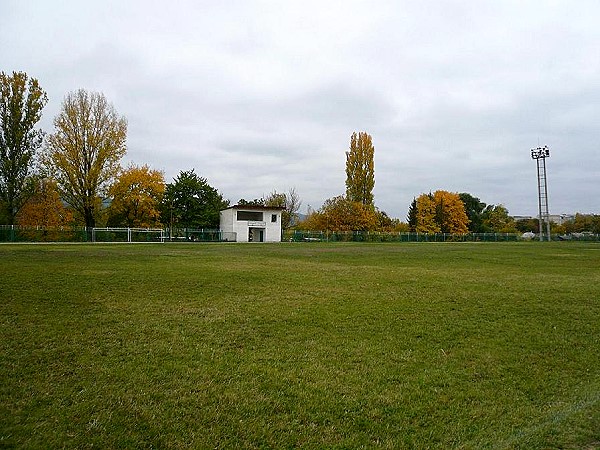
[531,146,551,241]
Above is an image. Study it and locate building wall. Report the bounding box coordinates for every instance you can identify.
[512,214,576,226]
[219,207,282,242]
[220,209,236,241]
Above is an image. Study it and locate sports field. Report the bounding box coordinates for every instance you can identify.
[1,242,599,448]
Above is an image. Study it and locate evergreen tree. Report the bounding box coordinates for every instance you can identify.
[407,197,418,231]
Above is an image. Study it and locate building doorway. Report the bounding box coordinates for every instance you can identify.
[248,228,265,242]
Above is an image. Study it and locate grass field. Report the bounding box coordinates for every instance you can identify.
[1,242,599,449]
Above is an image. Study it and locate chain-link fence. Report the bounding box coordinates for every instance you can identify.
[283,230,600,243]
[2,225,599,243]
[0,226,236,243]
[0,226,89,242]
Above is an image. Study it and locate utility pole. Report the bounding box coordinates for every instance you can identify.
[530,146,551,241]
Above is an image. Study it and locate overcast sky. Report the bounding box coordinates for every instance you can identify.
[2,0,599,218]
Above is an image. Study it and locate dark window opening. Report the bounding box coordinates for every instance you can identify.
[237,211,263,221]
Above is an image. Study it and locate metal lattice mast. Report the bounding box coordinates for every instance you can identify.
[531,146,551,241]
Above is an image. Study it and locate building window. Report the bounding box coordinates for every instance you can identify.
[237,211,263,221]
[271,214,277,223]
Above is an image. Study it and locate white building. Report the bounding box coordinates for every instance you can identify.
[220,205,284,242]
[512,214,576,226]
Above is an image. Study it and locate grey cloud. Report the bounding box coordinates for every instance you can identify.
[3,0,599,219]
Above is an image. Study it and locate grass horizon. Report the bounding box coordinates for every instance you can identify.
[1,242,599,448]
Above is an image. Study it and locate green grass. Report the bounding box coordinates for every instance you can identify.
[1,242,599,449]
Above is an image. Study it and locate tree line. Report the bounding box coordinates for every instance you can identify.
[297,131,599,234]
[0,72,300,230]
[298,131,521,234]
[2,71,598,234]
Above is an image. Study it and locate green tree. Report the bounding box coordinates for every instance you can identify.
[0,71,48,224]
[564,213,600,234]
[515,217,539,233]
[161,169,229,228]
[458,193,486,232]
[345,131,374,205]
[237,198,265,207]
[106,164,165,227]
[589,215,600,234]
[407,197,418,232]
[44,89,127,227]
[375,209,408,232]
[481,204,517,232]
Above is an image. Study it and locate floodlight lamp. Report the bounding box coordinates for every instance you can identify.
[530,146,550,160]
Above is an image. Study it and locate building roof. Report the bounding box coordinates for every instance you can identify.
[222,204,286,211]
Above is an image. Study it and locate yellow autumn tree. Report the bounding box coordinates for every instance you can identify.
[16,178,74,240]
[44,89,127,228]
[301,195,378,232]
[106,164,165,227]
[416,193,440,233]
[345,132,375,206]
[433,190,470,234]
[415,190,469,234]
